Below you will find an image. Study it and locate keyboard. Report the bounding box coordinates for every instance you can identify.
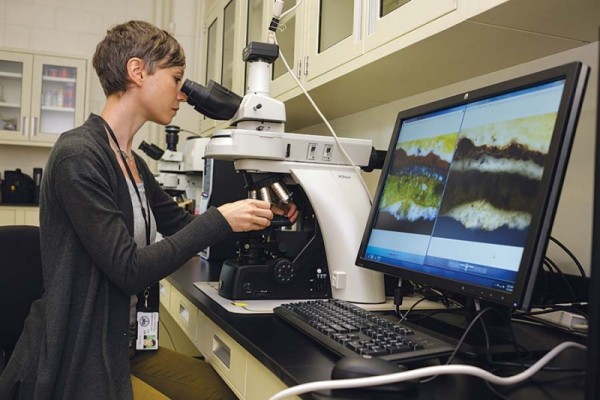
[274,299,455,363]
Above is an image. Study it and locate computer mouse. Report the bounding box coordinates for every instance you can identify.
[331,356,416,392]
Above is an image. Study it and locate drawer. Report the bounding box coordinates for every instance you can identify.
[197,311,248,399]
[169,288,198,342]
[158,279,172,309]
[246,355,299,400]
[0,209,16,225]
[23,208,39,225]
[0,207,40,226]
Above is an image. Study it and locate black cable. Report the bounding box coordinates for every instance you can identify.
[404,307,465,323]
[543,257,579,302]
[397,297,428,324]
[420,307,496,384]
[393,283,403,318]
[481,307,531,366]
[537,258,557,304]
[549,235,587,301]
[480,311,584,399]
[394,283,463,319]
[549,235,587,279]
[484,367,512,400]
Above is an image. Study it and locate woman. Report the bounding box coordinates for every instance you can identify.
[0,20,296,399]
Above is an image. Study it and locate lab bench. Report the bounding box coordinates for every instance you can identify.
[165,256,586,400]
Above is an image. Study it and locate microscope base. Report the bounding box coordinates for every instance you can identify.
[217,259,331,300]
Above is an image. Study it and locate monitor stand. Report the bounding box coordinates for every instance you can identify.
[405,298,558,360]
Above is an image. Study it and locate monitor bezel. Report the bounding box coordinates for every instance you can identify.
[356,62,589,311]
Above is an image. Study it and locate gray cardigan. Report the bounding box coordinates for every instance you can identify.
[0,114,232,399]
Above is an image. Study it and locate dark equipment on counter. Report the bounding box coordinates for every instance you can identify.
[217,178,331,300]
[1,169,35,204]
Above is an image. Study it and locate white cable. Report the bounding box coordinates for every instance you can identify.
[273,34,374,203]
[280,0,304,19]
[268,341,585,400]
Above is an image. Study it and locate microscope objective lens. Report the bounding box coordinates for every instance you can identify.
[259,187,272,204]
[271,182,292,204]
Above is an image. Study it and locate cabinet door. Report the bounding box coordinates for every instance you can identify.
[200,8,221,134]
[0,51,33,142]
[221,0,246,94]
[269,0,308,99]
[0,207,39,226]
[305,0,364,82]
[30,55,86,144]
[23,208,40,226]
[201,0,246,135]
[364,0,458,52]
[0,208,17,226]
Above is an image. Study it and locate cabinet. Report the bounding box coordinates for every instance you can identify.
[201,0,597,133]
[164,283,299,400]
[269,0,459,99]
[267,0,364,97]
[200,0,248,134]
[363,0,458,52]
[196,311,298,400]
[0,50,87,146]
[199,0,464,106]
[0,206,39,226]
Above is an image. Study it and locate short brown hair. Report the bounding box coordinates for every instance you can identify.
[93,20,185,96]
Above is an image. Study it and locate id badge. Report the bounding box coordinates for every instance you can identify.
[136,311,159,350]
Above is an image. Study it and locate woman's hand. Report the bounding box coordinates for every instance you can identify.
[217,199,273,232]
[272,202,299,224]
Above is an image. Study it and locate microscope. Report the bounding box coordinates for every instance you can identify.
[181,39,385,303]
[139,126,210,214]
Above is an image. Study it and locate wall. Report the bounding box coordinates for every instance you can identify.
[0,0,596,277]
[298,42,599,277]
[0,0,204,177]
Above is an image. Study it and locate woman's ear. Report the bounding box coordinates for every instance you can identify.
[126,57,145,87]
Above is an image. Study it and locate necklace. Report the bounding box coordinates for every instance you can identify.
[110,144,133,160]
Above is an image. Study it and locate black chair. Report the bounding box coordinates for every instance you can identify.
[0,225,43,370]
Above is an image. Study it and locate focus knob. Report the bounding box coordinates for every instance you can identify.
[270,259,296,284]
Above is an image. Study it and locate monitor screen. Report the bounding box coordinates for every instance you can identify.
[356,62,589,311]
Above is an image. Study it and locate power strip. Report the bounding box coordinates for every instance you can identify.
[529,309,588,332]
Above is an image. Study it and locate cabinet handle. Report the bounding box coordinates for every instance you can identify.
[355,0,363,41]
[212,334,231,368]
[30,117,37,136]
[304,56,309,76]
[22,117,28,136]
[296,59,302,79]
[179,302,190,323]
[368,0,377,35]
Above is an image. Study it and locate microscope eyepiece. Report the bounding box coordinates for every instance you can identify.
[165,125,180,152]
[181,79,242,121]
[138,141,165,161]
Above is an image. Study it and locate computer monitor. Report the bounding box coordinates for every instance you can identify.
[356,62,589,317]
[585,38,599,400]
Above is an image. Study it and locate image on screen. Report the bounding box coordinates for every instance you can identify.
[364,80,566,297]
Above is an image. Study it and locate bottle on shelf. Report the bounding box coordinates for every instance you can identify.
[64,83,75,108]
[57,87,64,107]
